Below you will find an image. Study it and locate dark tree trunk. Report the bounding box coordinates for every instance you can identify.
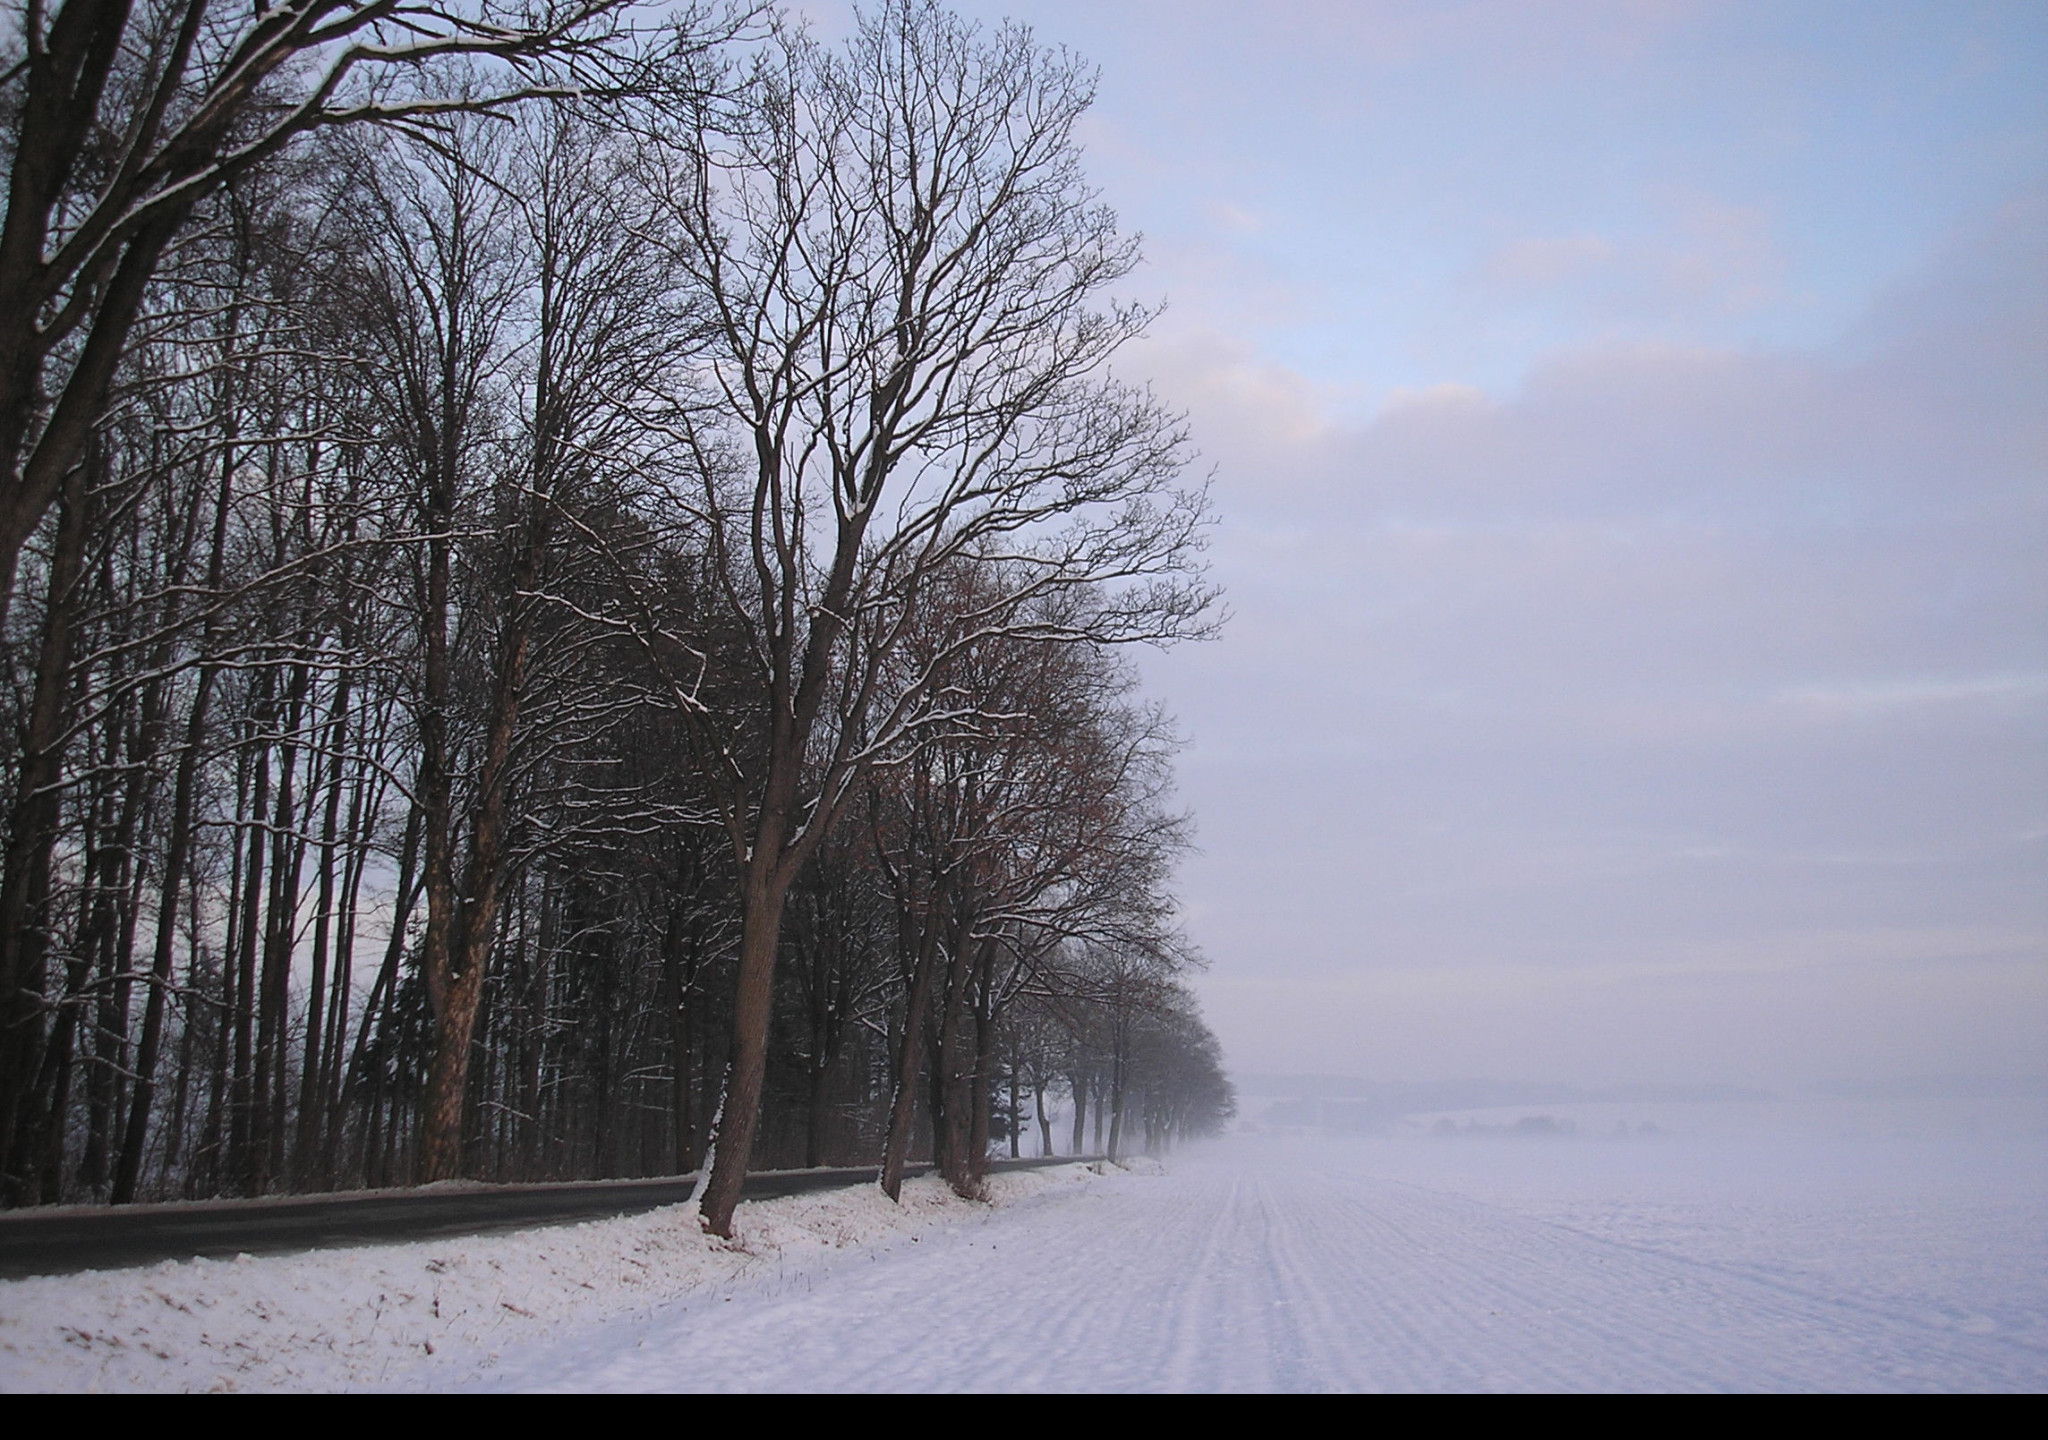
[227,702,269,1195]
[964,939,996,1188]
[111,657,221,1203]
[694,856,791,1233]
[0,467,90,1203]
[1070,1073,1087,1157]
[880,907,941,1201]
[662,908,697,1173]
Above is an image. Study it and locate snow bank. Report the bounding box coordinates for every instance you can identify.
[0,1163,1106,1393]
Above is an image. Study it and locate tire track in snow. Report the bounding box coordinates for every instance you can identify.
[1316,1173,2046,1390]
[468,1151,2045,1392]
[1159,1169,1260,1389]
[1253,1165,2042,1391]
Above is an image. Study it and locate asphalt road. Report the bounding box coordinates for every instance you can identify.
[0,1156,1094,1280]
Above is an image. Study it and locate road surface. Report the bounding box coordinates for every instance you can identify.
[0,1158,1081,1279]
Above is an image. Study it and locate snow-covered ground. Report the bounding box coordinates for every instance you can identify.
[0,1166,1107,1393]
[5,1099,2043,1391]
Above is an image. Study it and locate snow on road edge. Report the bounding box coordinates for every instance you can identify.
[0,1163,1110,1393]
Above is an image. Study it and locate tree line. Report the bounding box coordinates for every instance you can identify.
[0,0,1233,1232]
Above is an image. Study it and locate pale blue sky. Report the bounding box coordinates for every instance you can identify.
[938,0,2048,406]
[805,2,2048,1087]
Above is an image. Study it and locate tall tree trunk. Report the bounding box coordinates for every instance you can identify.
[111,653,219,1202]
[880,900,942,1200]
[932,927,977,1196]
[1106,1031,1128,1163]
[662,908,696,1174]
[227,703,269,1195]
[419,517,536,1182]
[336,796,420,1167]
[413,482,456,1178]
[693,855,791,1233]
[111,443,233,1202]
[80,721,145,1198]
[804,1044,831,1170]
[1007,1068,1021,1160]
[316,761,376,1173]
[1069,1072,1087,1157]
[294,664,351,1180]
[0,465,89,1203]
[255,656,312,1192]
[964,939,996,1189]
[802,924,838,1170]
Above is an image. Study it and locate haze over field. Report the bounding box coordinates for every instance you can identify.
[853,0,2048,1092]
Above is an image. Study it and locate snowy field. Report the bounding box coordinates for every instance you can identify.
[3,1099,2042,1392]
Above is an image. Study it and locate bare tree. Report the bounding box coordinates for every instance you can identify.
[0,0,752,1199]
[0,0,752,624]
[626,0,1213,1236]
[0,0,1234,1216]
[884,595,1191,1194]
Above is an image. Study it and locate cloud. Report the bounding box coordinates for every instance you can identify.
[1478,232,1620,289]
[1202,196,2045,530]
[1778,675,2048,715]
[1471,192,1791,322]
[1201,199,1269,236]
[1145,198,2048,1086]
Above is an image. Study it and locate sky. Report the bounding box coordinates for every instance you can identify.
[811,1,2048,1089]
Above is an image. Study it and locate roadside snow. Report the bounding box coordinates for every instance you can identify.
[0,1165,1103,1393]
